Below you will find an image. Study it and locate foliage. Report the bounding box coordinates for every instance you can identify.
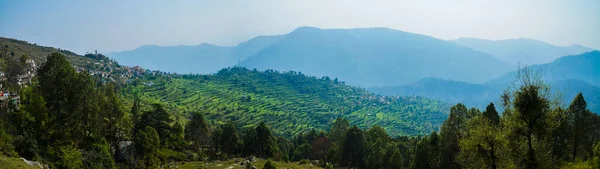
[57,145,84,169]
[124,67,449,137]
[263,159,276,169]
[184,112,210,151]
[340,125,365,168]
[134,126,161,169]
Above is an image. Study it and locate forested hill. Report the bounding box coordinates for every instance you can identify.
[125,67,449,137]
[0,37,100,66]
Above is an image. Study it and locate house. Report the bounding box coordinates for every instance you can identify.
[0,91,19,111]
[25,59,37,76]
[11,74,32,86]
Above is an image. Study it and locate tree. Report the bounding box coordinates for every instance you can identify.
[458,115,506,169]
[136,104,173,147]
[263,159,277,169]
[440,103,469,169]
[311,136,331,161]
[58,145,84,169]
[19,54,29,66]
[594,142,600,168]
[340,125,365,168]
[381,142,403,169]
[328,118,349,143]
[184,112,210,151]
[501,67,553,169]
[83,138,116,169]
[567,93,594,160]
[134,126,161,169]
[483,103,500,126]
[277,137,294,162]
[168,122,186,151]
[365,126,390,169]
[253,122,280,159]
[36,52,80,146]
[101,83,127,157]
[219,122,240,157]
[0,128,17,157]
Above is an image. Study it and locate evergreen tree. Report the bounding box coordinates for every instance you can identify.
[253,122,280,159]
[365,126,390,169]
[184,112,210,151]
[440,103,469,169]
[328,118,349,143]
[567,93,594,160]
[134,126,161,169]
[483,103,500,125]
[220,122,240,157]
[136,104,173,147]
[340,125,365,168]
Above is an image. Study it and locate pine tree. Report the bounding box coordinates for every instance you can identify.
[340,125,365,168]
[483,103,500,125]
[184,112,210,151]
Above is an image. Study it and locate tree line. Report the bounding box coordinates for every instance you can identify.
[1,52,600,169]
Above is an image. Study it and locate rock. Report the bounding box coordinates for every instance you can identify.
[20,158,47,169]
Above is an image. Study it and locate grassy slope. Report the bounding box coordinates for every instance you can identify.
[125,67,449,137]
[179,158,323,169]
[0,156,37,169]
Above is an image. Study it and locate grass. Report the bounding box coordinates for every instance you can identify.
[0,156,38,169]
[178,158,323,169]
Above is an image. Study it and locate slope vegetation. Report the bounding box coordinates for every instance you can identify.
[126,67,449,137]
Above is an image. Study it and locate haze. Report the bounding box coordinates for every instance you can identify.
[1,0,599,54]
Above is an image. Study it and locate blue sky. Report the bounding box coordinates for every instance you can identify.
[1,0,599,54]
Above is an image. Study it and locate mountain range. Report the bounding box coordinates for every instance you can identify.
[106,27,598,113]
[109,27,516,86]
[452,38,593,66]
[107,35,284,73]
[371,51,600,113]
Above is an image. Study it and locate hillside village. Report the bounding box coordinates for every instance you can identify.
[0,40,157,111]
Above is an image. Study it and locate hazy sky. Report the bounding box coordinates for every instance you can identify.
[1,0,599,54]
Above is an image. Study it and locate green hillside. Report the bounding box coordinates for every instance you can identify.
[0,37,96,66]
[125,67,449,137]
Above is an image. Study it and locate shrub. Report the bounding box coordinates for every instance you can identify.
[263,159,276,169]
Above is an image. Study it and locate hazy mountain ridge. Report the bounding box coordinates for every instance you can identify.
[107,34,284,74]
[489,50,600,86]
[239,27,514,86]
[452,37,594,65]
[371,51,600,113]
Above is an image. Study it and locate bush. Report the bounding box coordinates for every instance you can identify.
[83,139,116,169]
[299,159,310,165]
[263,159,276,169]
[58,145,83,169]
[159,148,188,162]
[0,129,17,157]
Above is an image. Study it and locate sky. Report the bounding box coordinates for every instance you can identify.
[1,0,599,54]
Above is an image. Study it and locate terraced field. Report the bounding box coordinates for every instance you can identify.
[124,67,449,137]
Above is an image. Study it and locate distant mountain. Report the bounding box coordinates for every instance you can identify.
[239,27,514,86]
[107,35,283,74]
[489,50,600,86]
[452,38,593,65]
[371,78,600,114]
[371,78,502,109]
